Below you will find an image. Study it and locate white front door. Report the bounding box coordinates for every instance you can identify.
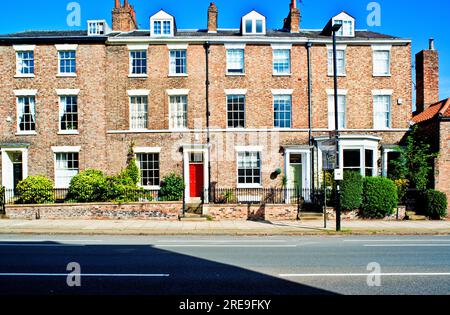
[1,148,28,194]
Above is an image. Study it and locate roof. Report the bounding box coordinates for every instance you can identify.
[0,29,404,44]
[412,98,450,124]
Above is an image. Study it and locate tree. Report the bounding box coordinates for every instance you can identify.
[390,126,436,190]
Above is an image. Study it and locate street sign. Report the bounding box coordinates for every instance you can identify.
[322,151,337,170]
[334,169,343,181]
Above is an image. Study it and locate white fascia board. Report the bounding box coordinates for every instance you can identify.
[52,146,81,153]
[127,89,150,96]
[272,89,294,95]
[235,146,263,152]
[167,89,190,96]
[127,43,149,50]
[13,45,36,51]
[225,43,246,49]
[372,89,393,95]
[167,43,188,50]
[372,44,393,51]
[225,89,247,95]
[326,44,347,50]
[327,89,348,95]
[56,89,80,96]
[271,44,292,50]
[13,89,37,96]
[134,147,161,153]
[55,44,78,51]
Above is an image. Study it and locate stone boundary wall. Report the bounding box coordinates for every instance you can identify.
[5,202,183,220]
[325,206,407,221]
[203,204,299,221]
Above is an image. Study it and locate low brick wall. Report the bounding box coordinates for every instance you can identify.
[326,206,407,221]
[204,204,299,221]
[5,202,183,220]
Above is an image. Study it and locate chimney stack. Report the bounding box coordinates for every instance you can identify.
[415,38,439,114]
[112,0,138,32]
[207,3,218,33]
[283,0,300,33]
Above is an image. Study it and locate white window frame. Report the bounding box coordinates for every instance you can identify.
[332,12,355,37]
[226,91,247,129]
[327,44,347,76]
[14,89,38,135]
[327,89,348,130]
[52,146,81,189]
[236,147,263,189]
[128,90,150,131]
[168,44,188,76]
[168,91,188,130]
[150,10,175,37]
[128,44,149,77]
[242,11,266,35]
[56,44,78,77]
[14,45,36,78]
[272,45,292,76]
[56,89,80,135]
[272,90,293,129]
[372,45,392,77]
[339,140,379,177]
[87,20,111,36]
[134,147,161,190]
[372,90,393,130]
[225,44,246,75]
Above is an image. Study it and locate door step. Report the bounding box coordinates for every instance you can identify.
[185,203,203,215]
[179,214,208,222]
[405,211,428,221]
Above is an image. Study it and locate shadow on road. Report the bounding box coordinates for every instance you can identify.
[0,241,337,295]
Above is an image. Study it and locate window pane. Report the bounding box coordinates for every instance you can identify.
[374,51,390,75]
[373,95,391,129]
[154,21,161,34]
[328,50,345,75]
[163,21,171,34]
[227,95,245,128]
[170,50,187,74]
[343,149,360,168]
[59,51,76,74]
[130,96,148,129]
[17,51,34,74]
[273,49,290,74]
[328,95,346,129]
[55,152,79,188]
[60,96,78,131]
[274,95,292,128]
[18,96,36,131]
[226,49,244,73]
[245,20,252,33]
[237,152,261,185]
[256,20,263,33]
[130,50,147,74]
[170,95,188,129]
[137,153,160,187]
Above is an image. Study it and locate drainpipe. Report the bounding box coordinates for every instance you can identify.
[204,42,211,203]
[306,41,315,191]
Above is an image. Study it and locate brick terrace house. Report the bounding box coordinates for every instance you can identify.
[0,1,414,204]
[412,40,450,208]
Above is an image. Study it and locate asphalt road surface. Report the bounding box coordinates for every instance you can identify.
[0,235,449,295]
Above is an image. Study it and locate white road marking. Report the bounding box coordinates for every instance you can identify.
[280,272,450,277]
[345,239,450,243]
[155,244,297,248]
[0,244,81,247]
[155,240,288,243]
[0,273,169,277]
[364,244,450,247]
[0,240,104,243]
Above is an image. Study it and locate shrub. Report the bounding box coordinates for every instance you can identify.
[68,169,108,202]
[361,177,398,219]
[105,175,147,202]
[424,190,448,220]
[340,171,363,211]
[394,179,409,205]
[16,175,55,204]
[159,173,184,201]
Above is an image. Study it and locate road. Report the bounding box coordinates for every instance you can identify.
[0,235,449,295]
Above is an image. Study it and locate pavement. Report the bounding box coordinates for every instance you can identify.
[1,234,450,295]
[1,218,450,235]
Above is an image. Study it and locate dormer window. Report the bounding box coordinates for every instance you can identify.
[150,10,175,37]
[87,20,110,36]
[242,10,266,35]
[331,12,355,37]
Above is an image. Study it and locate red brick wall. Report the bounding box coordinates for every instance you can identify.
[436,121,450,210]
[415,50,439,113]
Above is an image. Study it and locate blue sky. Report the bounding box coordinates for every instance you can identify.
[0,0,448,100]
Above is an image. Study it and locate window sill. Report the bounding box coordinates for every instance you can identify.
[168,73,188,77]
[327,73,346,77]
[237,184,263,189]
[141,186,161,191]
[273,73,291,77]
[14,74,35,78]
[16,131,37,136]
[226,72,245,77]
[373,74,391,77]
[128,74,148,78]
[57,73,77,78]
[58,130,79,135]
[170,128,189,132]
[129,128,149,132]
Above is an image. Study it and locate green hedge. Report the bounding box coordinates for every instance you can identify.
[68,170,108,202]
[159,173,185,201]
[340,171,363,211]
[424,190,448,220]
[361,177,398,219]
[16,175,55,204]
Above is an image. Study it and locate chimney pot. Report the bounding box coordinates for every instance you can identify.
[115,0,121,9]
[207,2,218,33]
[429,38,435,50]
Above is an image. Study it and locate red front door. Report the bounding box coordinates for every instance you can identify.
[189,163,204,198]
